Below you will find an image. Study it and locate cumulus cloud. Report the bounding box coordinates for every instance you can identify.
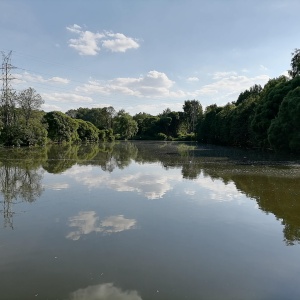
[66,24,140,55]
[42,92,93,104]
[190,73,270,105]
[69,283,142,300]
[14,72,70,85]
[212,71,238,80]
[66,24,104,55]
[187,77,199,82]
[50,77,70,84]
[66,211,136,241]
[126,102,183,115]
[41,103,62,111]
[102,32,140,52]
[76,71,185,98]
[44,183,69,191]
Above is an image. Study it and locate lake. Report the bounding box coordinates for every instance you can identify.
[0,141,300,300]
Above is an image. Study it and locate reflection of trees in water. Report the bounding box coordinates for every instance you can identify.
[42,144,78,174]
[232,174,300,246]
[130,142,300,245]
[202,166,300,246]
[0,163,44,229]
[42,142,138,174]
[1,141,299,244]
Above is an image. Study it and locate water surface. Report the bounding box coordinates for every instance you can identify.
[1,142,300,300]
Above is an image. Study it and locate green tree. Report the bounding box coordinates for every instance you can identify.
[268,87,300,153]
[114,111,138,139]
[229,96,258,147]
[288,48,300,78]
[235,84,262,106]
[76,119,99,142]
[17,87,44,126]
[43,111,79,143]
[183,100,203,133]
[250,76,292,148]
[198,104,222,143]
[159,109,182,137]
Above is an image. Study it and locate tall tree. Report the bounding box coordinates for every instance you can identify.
[114,111,138,139]
[235,84,262,106]
[288,48,300,78]
[43,111,79,143]
[183,100,203,133]
[268,87,300,153]
[17,87,44,126]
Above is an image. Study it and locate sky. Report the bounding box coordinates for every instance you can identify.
[1,0,300,115]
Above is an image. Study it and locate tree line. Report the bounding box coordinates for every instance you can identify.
[0,49,299,153]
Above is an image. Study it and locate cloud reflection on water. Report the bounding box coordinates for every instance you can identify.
[194,175,243,202]
[64,164,181,199]
[66,211,136,241]
[68,282,142,300]
[63,164,243,202]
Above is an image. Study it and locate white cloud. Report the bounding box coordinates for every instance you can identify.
[212,71,238,80]
[184,189,196,196]
[194,175,243,202]
[241,68,249,73]
[67,24,104,55]
[187,77,199,82]
[126,102,183,115]
[66,211,136,241]
[44,183,69,190]
[50,76,70,84]
[76,71,185,98]
[14,72,69,85]
[42,92,93,104]
[259,64,268,71]
[191,73,270,105]
[41,103,62,111]
[102,32,140,52]
[66,24,140,55]
[64,164,182,200]
[69,283,142,300]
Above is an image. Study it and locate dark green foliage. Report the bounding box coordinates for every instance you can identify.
[157,132,167,140]
[229,96,258,147]
[215,103,235,145]
[42,144,78,173]
[198,104,222,143]
[105,128,115,141]
[17,87,44,126]
[113,111,138,139]
[235,84,262,106]
[75,119,99,142]
[135,116,160,138]
[159,110,182,137]
[183,100,203,133]
[251,76,300,148]
[268,87,300,153]
[43,111,79,143]
[288,48,300,78]
[66,106,115,130]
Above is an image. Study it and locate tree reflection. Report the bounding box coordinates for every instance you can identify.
[1,142,299,245]
[231,174,300,246]
[0,161,44,229]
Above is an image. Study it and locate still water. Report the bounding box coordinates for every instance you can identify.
[0,142,300,300]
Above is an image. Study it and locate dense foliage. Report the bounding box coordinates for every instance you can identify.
[0,49,299,153]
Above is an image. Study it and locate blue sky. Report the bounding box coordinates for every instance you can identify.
[1,0,299,115]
